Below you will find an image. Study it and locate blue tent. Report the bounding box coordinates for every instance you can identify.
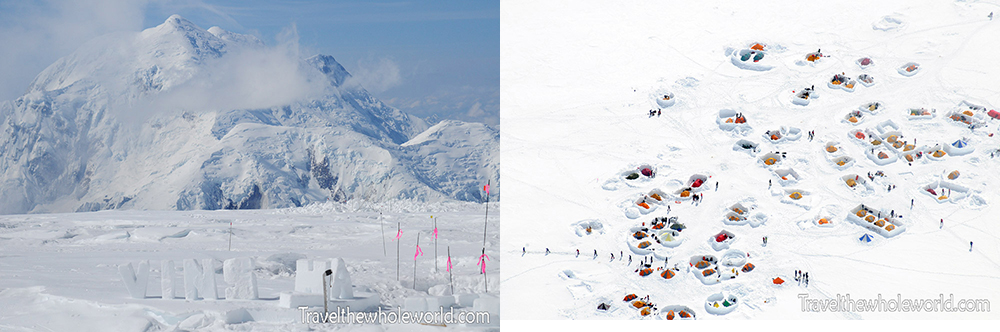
[859,234,873,243]
[952,140,967,148]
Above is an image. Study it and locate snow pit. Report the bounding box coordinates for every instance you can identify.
[729,43,775,71]
[865,145,898,166]
[843,110,866,125]
[705,292,739,315]
[873,15,905,31]
[824,141,843,155]
[858,74,875,87]
[687,174,710,191]
[690,255,721,285]
[860,101,884,114]
[759,152,782,167]
[654,91,676,108]
[924,144,948,161]
[814,215,834,227]
[659,305,697,320]
[791,87,817,106]
[831,156,855,169]
[604,164,659,190]
[897,62,921,76]
[827,73,857,92]
[717,109,751,133]
[922,180,970,204]
[946,109,986,128]
[944,139,974,156]
[847,204,905,237]
[764,126,801,143]
[907,107,935,120]
[709,230,736,251]
[857,57,874,69]
[572,219,604,237]
[774,168,801,185]
[733,139,759,155]
[781,189,812,208]
[723,202,752,226]
[874,119,900,136]
[841,174,871,191]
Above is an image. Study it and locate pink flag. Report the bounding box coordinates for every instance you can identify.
[446,256,453,272]
[484,184,490,194]
[433,227,438,239]
[394,229,402,241]
[477,253,490,274]
[414,245,424,260]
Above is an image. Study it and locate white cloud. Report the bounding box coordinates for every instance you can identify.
[345,57,402,93]
[0,0,149,101]
[466,101,484,118]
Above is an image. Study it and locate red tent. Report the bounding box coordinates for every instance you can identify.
[641,168,653,176]
[715,233,728,242]
[692,178,704,188]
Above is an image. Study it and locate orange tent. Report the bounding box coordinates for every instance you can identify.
[773,277,785,284]
[624,294,637,301]
[639,268,653,276]
[661,270,676,279]
[751,43,765,51]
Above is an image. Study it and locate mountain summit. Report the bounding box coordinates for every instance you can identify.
[0,15,498,214]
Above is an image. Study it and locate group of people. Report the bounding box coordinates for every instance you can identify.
[648,109,662,117]
[795,270,809,287]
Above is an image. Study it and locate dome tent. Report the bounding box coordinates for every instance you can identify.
[823,141,844,156]
[572,219,605,237]
[654,90,676,108]
[860,101,884,114]
[898,62,921,76]
[831,156,855,170]
[856,57,874,69]
[865,145,898,166]
[759,152,783,167]
[924,143,949,161]
[781,188,812,209]
[708,230,736,251]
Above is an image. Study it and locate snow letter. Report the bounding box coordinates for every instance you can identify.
[224,257,258,300]
[119,261,149,299]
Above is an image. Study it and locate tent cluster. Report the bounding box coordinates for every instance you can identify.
[847,204,905,237]
[723,202,752,226]
[717,109,751,133]
[625,164,655,180]
[661,305,696,320]
[705,292,740,315]
[730,42,775,71]
[828,73,858,92]
[907,107,935,120]
[843,110,866,125]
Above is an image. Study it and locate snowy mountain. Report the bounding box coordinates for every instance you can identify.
[0,15,498,214]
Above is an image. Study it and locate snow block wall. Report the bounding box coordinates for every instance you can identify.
[223,257,258,300]
[847,204,905,237]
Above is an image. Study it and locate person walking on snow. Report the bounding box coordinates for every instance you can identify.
[545,248,550,255]
[763,236,768,246]
[576,249,580,257]
[940,219,943,229]
[594,249,598,258]
[970,241,974,252]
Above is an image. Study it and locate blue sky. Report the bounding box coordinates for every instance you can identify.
[0,0,498,126]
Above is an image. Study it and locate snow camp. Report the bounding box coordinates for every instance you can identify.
[504,0,1000,323]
